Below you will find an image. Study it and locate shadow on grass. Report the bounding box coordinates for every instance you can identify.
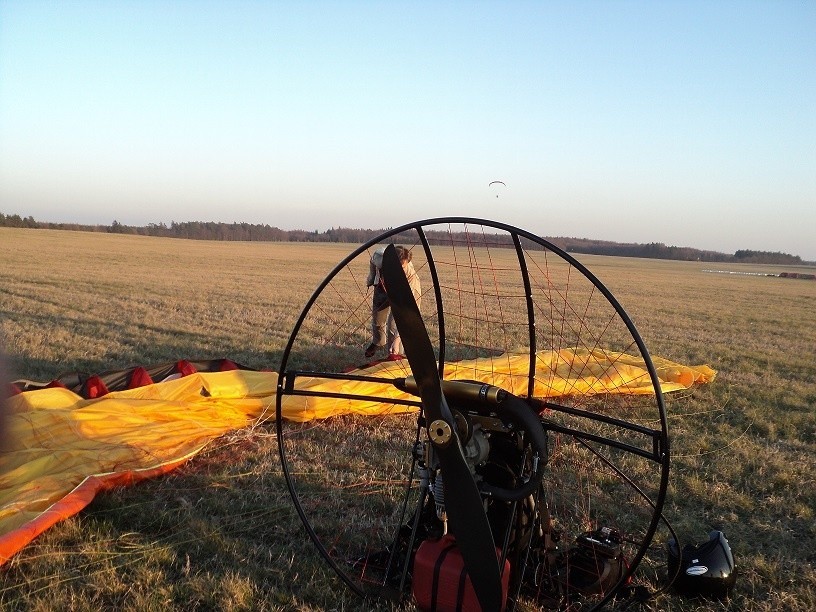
[0,432,371,611]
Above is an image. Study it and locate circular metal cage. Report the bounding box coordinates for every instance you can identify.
[276,217,669,610]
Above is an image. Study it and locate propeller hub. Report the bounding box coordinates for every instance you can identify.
[428,419,453,447]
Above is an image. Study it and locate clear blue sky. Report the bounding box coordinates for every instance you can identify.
[1,1,814,259]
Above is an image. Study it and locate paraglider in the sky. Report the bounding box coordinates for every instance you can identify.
[489,180,506,197]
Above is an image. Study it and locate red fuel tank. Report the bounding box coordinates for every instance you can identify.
[412,534,511,612]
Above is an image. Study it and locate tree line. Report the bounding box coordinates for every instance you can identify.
[0,212,805,265]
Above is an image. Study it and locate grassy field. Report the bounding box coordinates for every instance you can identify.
[1,227,814,611]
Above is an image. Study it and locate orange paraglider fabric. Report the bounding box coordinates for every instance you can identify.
[0,351,715,565]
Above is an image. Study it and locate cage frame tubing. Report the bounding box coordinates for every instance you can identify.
[414,227,447,376]
[282,370,421,409]
[540,420,661,462]
[281,370,666,461]
[509,232,538,399]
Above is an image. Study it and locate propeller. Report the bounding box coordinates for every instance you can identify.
[380,244,503,611]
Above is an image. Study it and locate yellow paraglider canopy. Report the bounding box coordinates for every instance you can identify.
[0,350,714,565]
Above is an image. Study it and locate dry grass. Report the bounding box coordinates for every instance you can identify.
[1,227,815,610]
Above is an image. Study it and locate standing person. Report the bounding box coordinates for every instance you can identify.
[365,245,421,360]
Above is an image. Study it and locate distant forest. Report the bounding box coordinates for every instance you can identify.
[1,211,807,265]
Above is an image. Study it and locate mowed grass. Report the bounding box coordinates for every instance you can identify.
[1,227,815,610]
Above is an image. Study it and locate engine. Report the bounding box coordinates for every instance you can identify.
[407,392,626,611]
